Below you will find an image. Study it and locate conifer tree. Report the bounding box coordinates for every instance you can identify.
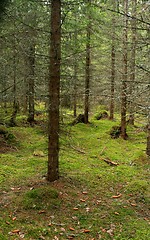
[47,0,61,182]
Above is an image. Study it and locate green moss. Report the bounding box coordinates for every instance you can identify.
[23,187,59,210]
[0,112,149,239]
[124,178,150,206]
[94,110,108,120]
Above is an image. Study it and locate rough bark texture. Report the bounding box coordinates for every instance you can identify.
[146,114,150,156]
[84,0,91,124]
[27,44,35,123]
[121,0,128,140]
[109,44,115,120]
[109,0,116,120]
[26,10,36,124]
[9,103,18,127]
[10,18,17,126]
[47,0,61,182]
[128,0,137,125]
[73,12,78,118]
[73,61,77,118]
[23,74,28,114]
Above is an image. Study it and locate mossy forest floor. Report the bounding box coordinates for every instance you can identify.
[0,113,150,239]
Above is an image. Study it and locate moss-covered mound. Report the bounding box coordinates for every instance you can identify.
[95,110,108,120]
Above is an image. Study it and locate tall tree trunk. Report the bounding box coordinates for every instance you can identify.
[128,0,137,125]
[27,43,35,123]
[13,40,17,111]
[109,0,116,120]
[121,0,128,139]
[146,113,150,156]
[73,59,77,118]
[84,0,91,124]
[10,17,18,126]
[23,73,28,114]
[73,15,78,118]
[47,0,61,182]
[146,27,150,156]
[3,69,7,114]
[23,46,29,115]
[26,8,36,124]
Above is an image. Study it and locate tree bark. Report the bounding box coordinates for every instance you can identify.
[128,0,137,125]
[27,44,35,123]
[84,0,91,124]
[121,0,128,139]
[26,9,36,124]
[73,13,78,118]
[146,72,150,156]
[146,113,150,156]
[109,0,116,120]
[10,14,18,126]
[73,59,77,118]
[47,0,61,182]
[23,72,28,114]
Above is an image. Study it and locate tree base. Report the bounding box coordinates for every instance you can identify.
[71,114,88,126]
[110,125,128,139]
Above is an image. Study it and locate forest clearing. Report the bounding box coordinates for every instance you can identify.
[0,0,150,239]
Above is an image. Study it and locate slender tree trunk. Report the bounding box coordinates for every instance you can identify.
[128,0,137,125]
[47,0,61,182]
[121,0,128,139]
[26,10,36,124]
[146,74,150,156]
[23,52,28,114]
[10,43,18,125]
[27,44,35,123]
[13,43,16,111]
[109,0,116,120]
[73,17,78,118]
[110,45,115,120]
[146,113,150,156]
[3,71,7,114]
[84,0,91,124]
[10,18,18,126]
[23,74,28,114]
[73,60,77,118]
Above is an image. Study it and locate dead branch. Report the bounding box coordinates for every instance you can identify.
[102,158,119,166]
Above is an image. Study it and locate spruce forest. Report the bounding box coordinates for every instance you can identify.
[0,0,150,239]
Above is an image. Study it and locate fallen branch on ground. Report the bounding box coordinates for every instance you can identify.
[70,145,86,154]
[102,158,119,166]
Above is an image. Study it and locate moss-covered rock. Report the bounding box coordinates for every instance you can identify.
[95,111,108,120]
